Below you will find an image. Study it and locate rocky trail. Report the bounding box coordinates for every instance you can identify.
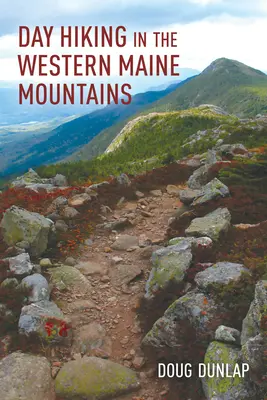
[0,145,266,400]
[50,185,185,400]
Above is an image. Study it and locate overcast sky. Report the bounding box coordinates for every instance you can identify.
[0,0,266,87]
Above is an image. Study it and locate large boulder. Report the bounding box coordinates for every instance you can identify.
[192,178,230,206]
[1,206,54,257]
[6,253,34,276]
[142,291,225,362]
[52,174,68,187]
[0,352,55,400]
[241,334,267,388]
[145,239,193,300]
[241,280,267,345]
[55,357,140,399]
[48,265,91,294]
[10,169,46,188]
[202,341,259,400]
[18,300,71,344]
[195,262,251,293]
[185,208,231,241]
[187,164,213,190]
[68,193,91,208]
[21,273,50,303]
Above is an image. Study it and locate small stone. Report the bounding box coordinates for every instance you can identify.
[132,356,145,370]
[112,256,123,264]
[149,190,162,197]
[104,247,112,253]
[135,191,145,199]
[65,257,76,267]
[101,275,110,283]
[166,185,179,196]
[40,258,52,268]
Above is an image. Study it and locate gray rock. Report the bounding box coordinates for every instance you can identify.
[65,257,76,266]
[206,149,222,165]
[241,281,267,345]
[241,334,267,388]
[53,174,68,187]
[116,173,131,186]
[55,220,69,232]
[217,143,248,157]
[179,188,202,205]
[61,206,80,219]
[215,325,241,345]
[1,206,54,257]
[187,164,212,190]
[21,273,50,303]
[185,208,231,241]
[6,253,34,276]
[202,341,258,400]
[195,262,250,292]
[111,235,139,251]
[55,357,140,399]
[10,169,46,188]
[0,352,55,400]
[18,300,71,343]
[142,291,223,361]
[192,178,230,206]
[48,265,91,294]
[145,239,193,300]
[52,196,68,208]
[149,189,162,197]
[101,218,132,231]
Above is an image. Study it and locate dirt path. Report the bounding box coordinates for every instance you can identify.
[52,185,186,399]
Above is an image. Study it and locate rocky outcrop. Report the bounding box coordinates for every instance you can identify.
[11,169,68,191]
[185,208,231,241]
[1,206,55,256]
[142,291,225,361]
[55,357,140,399]
[0,352,55,400]
[202,341,259,400]
[195,262,251,293]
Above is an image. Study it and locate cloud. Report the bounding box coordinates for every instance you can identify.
[0,0,266,35]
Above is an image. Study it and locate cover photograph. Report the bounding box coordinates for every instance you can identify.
[0,1,266,399]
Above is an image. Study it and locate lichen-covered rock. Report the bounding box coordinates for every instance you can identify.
[0,206,54,257]
[0,352,55,400]
[202,341,258,400]
[241,280,267,345]
[179,188,202,205]
[0,278,19,289]
[217,143,248,157]
[21,273,50,303]
[185,208,231,241]
[48,265,91,294]
[195,262,251,293]
[206,149,222,165]
[241,334,267,388]
[6,253,34,276]
[192,178,230,206]
[10,169,47,188]
[55,356,140,399]
[142,291,224,361]
[215,325,241,345]
[18,300,71,344]
[145,240,193,300]
[187,164,213,190]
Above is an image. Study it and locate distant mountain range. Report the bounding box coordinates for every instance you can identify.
[1,58,267,179]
